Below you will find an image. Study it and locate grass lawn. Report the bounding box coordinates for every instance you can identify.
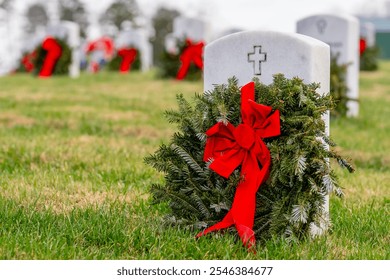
[0,66,389,260]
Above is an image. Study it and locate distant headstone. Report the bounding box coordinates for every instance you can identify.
[164,16,208,52]
[204,31,330,233]
[173,16,208,42]
[0,8,10,76]
[297,14,360,117]
[360,21,376,47]
[22,25,46,54]
[47,21,81,78]
[116,21,153,72]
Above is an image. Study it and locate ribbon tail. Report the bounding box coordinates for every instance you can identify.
[176,59,190,80]
[236,224,256,250]
[196,210,256,250]
[193,56,203,70]
[196,211,234,238]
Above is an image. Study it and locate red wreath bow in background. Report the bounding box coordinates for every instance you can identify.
[39,37,62,77]
[359,38,367,56]
[117,48,137,73]
[176,39,204,80]
[196,82,281,249]
[22,51,36,73]
[85,36,115,59]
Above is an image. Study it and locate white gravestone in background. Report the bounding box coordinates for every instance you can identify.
[47,21,81,78]
[297,14,360,117]
[0,8,10,76]
[116,22,153,72]
[173,16,208,42]
[164,16,209,53]
[204,30,330,234]
[360,22,376,47]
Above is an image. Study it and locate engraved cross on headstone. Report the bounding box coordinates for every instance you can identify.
[316,19,327,34]
[247,45,267,75]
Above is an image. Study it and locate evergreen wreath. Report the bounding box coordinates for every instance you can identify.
[107,48,141,72]
[157,38,202,81]
[360,46,379,71]
[145,75,354,244]
[33,38,72,76]
[330,54,353,117]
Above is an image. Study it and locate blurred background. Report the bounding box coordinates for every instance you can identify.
[1,0,390,75]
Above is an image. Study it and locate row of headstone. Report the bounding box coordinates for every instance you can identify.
[169,14,360,117]
[9,19,154,76]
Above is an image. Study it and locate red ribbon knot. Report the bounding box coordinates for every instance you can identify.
[196,82,281,249]
[233,124,255,150]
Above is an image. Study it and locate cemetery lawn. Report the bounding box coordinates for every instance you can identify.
[0,67,389,260]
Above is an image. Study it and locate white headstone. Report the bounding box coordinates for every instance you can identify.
[297,14,360,117]
[164,16,208,57]
[0,8,10,76]
[116,21,153,72]
[204,30,330,234]
[173,16,208,42]
[360,22,376,47]
[62,21,81,78]
[47,21,81,78]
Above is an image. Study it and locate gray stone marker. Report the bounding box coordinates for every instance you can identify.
[47,21,81,78]
[204,30,330,234]
[297,14,360,117]
[360,22,376,47]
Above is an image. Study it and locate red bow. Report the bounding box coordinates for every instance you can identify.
[176,39,204,80]
[22,51,36,73]
[39,37,62,77]
[196,82,281,249]
[85,36,115,59]
[359,38,367,56]
[118,48,138,73]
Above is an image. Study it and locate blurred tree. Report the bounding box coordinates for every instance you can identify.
[99,0,140,30]
[151,7,180,65]
[25,3,48,33]
[59,0,88,38]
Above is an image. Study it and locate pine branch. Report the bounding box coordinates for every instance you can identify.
[170,144,205,177]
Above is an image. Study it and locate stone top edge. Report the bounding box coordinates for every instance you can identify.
[207,30,330,50]
[297,13,359,23]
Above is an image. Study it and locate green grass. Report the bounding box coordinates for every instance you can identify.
[0,67,389,259]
